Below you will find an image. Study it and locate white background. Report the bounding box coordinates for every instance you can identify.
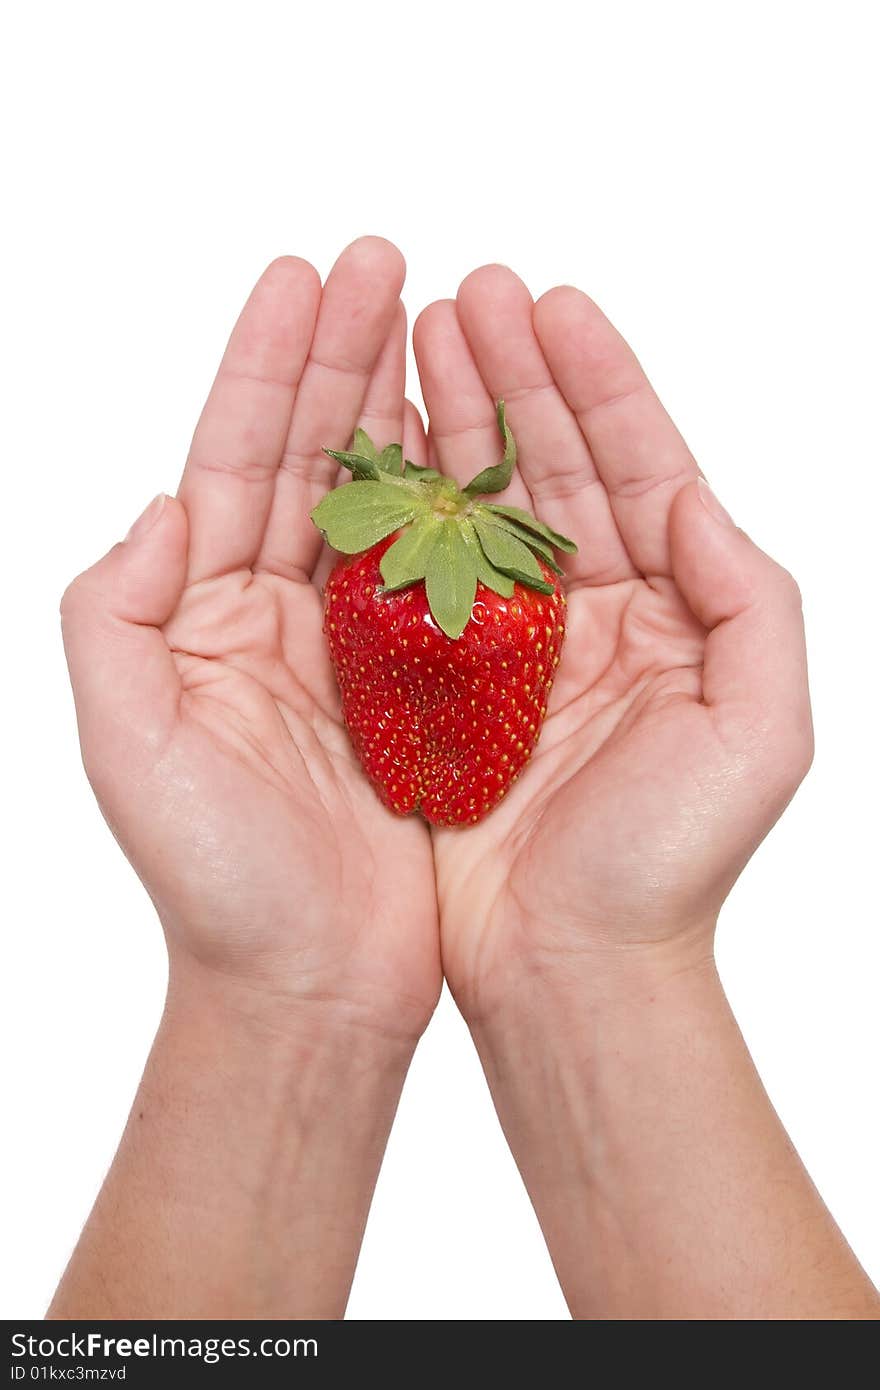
[2,1,878,1320]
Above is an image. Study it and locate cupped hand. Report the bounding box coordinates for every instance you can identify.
[61,239,441,1041]
[413,266,813,1022]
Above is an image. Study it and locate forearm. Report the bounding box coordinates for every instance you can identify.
[472,943,879,1320]
[48,961,413,1320]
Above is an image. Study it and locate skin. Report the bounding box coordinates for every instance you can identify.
[414,265,879,1318]
[53,239,441,1318]
[52,242,879,1319]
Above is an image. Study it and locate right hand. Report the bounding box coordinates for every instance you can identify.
[61,239,442,1043]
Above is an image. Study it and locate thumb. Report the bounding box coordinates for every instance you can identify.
[668,479,813,783]
[61,494,189,781]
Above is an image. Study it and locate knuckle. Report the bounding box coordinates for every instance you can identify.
[773,718,815,795]
[794,721,816,781]
[59,575,85,621]
[771,562,804,609]
[59,560,114,624]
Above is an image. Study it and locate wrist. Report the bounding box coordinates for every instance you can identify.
[163,950,418,1083]
[457,913,719,1036]
[470,935,724,1115]
[163,935,431,1055]
[466,935,724,1227]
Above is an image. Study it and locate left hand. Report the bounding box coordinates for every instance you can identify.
[412,265,813,1024]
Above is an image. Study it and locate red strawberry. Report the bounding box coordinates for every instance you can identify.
[311,403,576,827]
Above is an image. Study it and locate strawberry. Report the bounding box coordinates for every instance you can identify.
[311,403,576,827]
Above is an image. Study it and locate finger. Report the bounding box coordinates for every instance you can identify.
[309,305,407,593]
[456,265,635,584]
[179,256,321,583]
[256,237,406,582]
[534,286,699,575]
[403,398,428,470]
[60,495,189,790]
[355,300,407,451]
[314,301,408,494]
[412,299,531,505]
[669,480,813,781]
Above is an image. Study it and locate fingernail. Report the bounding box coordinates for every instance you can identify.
[697,478,734,527]
[126,493,167,541]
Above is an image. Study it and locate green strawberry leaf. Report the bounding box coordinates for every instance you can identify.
[352,428,380,462]
[462,400,516,497]
[476,508,563,574]
[472,515,555,594]
[380,515,443,590]
[403,460,442,482]
[311,481,425,553]
[425,518,478,639]
[379,442,404,476]
[315,402,577,619]
[482,502,577,554]
[323,447,384,481]
[325,432,405,480]
[461,519,515,597]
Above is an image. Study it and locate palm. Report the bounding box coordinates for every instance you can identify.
[433,574,714,1010]
[155,568,436,1030]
